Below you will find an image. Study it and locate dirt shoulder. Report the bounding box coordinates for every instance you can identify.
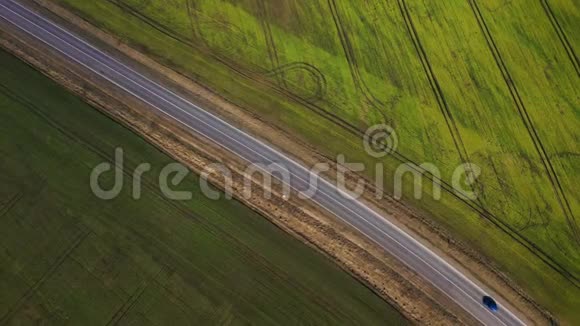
[0,0,553,324]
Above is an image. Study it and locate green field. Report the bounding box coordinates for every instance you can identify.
[0,49,407,324]
[38,0,580,322]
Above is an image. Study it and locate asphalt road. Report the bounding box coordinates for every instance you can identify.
[0,0,527,324]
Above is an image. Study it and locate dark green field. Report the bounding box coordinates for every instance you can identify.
[0,50,407,325]
[50,0,580,321]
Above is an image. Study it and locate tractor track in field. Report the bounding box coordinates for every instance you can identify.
[264,62,328,101]
[255,0,287,89]
[51,0,579,288]
[538,0,580,77]
[186,5,261,68]
[0,191,23,219]
[327,0,389,124]
[111,0,265,75]
[0,227,91,325]
[189,0,326,102]
[105,275,149,325]
[468,0,579,245]
[395,0,486,213]
[124,0,357,132]
[396,0,580,288]
[105,266,171,326]
[255,1,329,101]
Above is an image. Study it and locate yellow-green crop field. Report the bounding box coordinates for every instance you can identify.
[52,0,579,322]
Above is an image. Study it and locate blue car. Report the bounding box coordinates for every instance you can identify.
[482,295,498,312]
